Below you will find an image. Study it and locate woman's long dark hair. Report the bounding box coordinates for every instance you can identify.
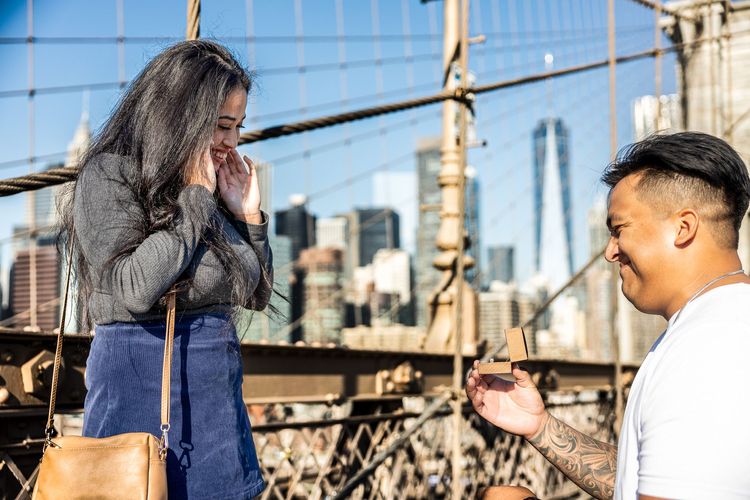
[59,40,267,330]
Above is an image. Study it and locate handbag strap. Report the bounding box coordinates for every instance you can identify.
[43,239,75,441]
[159,288,177,458]
[44,235,177,462]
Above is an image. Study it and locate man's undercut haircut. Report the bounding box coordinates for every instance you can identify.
[601,132,750,249]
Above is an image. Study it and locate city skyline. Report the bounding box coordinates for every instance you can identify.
[0,114,666,350]
[0,1,693,357]
[0,0,678,293]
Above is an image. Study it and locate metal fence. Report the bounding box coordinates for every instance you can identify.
[251,390,616,499]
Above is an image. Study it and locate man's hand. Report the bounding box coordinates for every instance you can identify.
[465,360,547,439]
[467,360,618,500]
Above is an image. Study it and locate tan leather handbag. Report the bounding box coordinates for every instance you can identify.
[32,245,175,499]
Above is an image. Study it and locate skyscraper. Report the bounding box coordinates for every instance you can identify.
[372,248,411,305]
[344,251,413,329]
[237,234,293,343]
[464,166,481,288]
[8,105,91,332]
[415,138,443,328]
[533,118,573,290]
[373,171,417,254]
[478,281,520,350]
[62,106,91,333]
[8,246,60,331]
[632,94,682,141]
[479,281,541,352]
[415,138,481,327]
[296,247,345,344]
[316,217,348,250]
[347,208,400,268]
[0,267,5,320]
[254,161,273,217]
[584,197,613,360]
[275,195,315,261]
[487,245,515,285]
[372,248,413,326]
[66,104,91,168]
[529,118,579,356]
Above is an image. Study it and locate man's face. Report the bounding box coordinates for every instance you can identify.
[605,174,675,315]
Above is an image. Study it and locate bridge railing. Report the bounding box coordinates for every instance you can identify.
[0,386,619,500]
[249,389,616,499]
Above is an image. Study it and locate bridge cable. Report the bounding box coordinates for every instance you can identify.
[0,32,736,198]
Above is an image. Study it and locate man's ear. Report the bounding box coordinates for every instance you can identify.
[674,209,699,247]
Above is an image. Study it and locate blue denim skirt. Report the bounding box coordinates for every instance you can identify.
[83,313,265,499]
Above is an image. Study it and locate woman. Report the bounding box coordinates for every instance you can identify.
[61,40,270,498]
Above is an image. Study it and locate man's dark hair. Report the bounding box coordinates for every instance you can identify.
[601,132,750,248]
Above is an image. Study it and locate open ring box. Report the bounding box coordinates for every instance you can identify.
[477,327,528,375]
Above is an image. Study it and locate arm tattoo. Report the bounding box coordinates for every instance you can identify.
[528,414,617,500]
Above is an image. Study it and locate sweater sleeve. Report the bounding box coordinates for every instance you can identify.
[230,211,274,311]
[74,155,216,314]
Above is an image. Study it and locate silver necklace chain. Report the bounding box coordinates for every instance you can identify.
[671,269,745,326]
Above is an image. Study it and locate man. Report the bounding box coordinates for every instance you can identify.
[466,132,750,500]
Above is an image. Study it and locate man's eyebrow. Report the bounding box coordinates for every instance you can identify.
[606,214,624,229]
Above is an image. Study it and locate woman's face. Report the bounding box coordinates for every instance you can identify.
[211,87,248,171]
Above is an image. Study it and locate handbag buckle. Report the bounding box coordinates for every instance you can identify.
[159,423,170,461]
[42,425,60,453]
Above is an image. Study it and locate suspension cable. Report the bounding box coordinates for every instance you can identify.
[0,32,736,198]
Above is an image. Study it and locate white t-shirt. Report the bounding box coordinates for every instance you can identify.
[615,283,750,499]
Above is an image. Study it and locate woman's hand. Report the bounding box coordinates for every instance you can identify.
[185,146,216,193]
[218,148,262,224]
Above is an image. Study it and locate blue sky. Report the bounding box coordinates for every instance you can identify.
[0,0,676,288]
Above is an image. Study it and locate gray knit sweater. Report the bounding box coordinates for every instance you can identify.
[74,153,273,325]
